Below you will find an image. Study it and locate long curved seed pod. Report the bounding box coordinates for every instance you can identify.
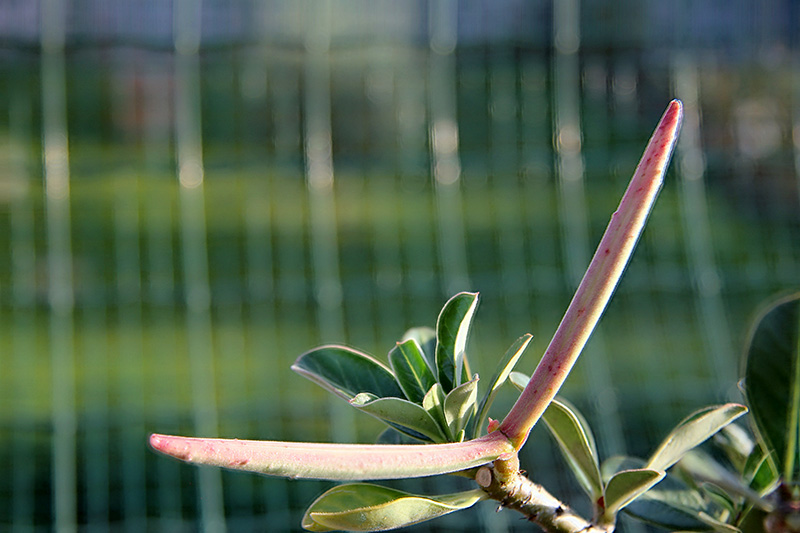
[149,430,513,481]
[498,100,683,449]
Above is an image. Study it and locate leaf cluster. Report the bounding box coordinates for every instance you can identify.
[292,292,534,531]
[623,293,800,533]
[291,289,763,532]
[292,292,531,445]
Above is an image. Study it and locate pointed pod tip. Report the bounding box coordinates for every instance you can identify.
[149,433,191,461]
[149,433,164,449]
[661,99,683,133]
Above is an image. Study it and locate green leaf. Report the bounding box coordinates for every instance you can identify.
[701,483,736,515]
[601,455,645,480]
[679,450,772,511]
[603,456,730,526]
[604,468,665,517]
[292,345,404,401]
[714,424,757,474]
[443,377,479,441]
[351,393,447,443]
[622,472,715,531]
[647,404,748,472]
[743,442,780,496]
[423,383,448,436]
[743,293,800,482]
[470,334,533,439]
[402,327,437,369]
[435,292,479,392]
[695,513,742,533]
[301,483,485,532]
[542,398,603,500]
[389,339,438,404]
[508,371,529,392]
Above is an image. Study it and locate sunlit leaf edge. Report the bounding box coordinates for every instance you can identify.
[302,483,485,532]
[542,397,604,500]
[435,292,479,392]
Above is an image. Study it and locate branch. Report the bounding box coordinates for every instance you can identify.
[476,459,613,533]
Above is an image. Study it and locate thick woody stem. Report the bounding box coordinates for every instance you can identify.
[476,460,613,533]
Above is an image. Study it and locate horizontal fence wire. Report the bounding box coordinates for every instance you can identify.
[0,1,799,531]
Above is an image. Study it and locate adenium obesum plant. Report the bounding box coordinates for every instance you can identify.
[150,100,747,532]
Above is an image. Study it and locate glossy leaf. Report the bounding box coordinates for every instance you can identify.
[679,450,771,511]
[743,443,780,497]
[389,339,438,404]
[715,424,757,473]
[701,483,736,516]
[470,334,533,439]
[542,398,603,500]
[350,393,447,443]
[695,513,741,533]
[292,345,404,401]
[601,455,645,480]
[443,377,478,441]
[435,292,479,392]
[622,472,715,531]
[604,468,665,517]
[402,327,437,370]
[423,383,449,438]
[508,371,530,392]
[301,483,485,532]
[149,430,514,481]
[647,403,748,472]
[743,293,800,482]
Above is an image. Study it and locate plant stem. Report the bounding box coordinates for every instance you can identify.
[498,100,683,449]
[476,462,613,533]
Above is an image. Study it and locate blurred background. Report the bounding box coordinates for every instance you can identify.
[1,0,799,531]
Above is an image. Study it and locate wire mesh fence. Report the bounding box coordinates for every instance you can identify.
[1,1,799,531]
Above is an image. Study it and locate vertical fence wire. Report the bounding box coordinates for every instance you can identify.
[551,0,627,458]
[489,50,530,342]
[365,50,406,347]
[174,0,226,530]
[794,59,800,224]
[395,43,436,309]
[141,51,185,528]
[78,196,111,532]
[429,0,471,296]
[8,72,37,533]
[105,51,147,532]
[302,0,356,444]
[237,40,293,527]
[672,56,738,395]
[114,165,147,531]
[40,0,77,529]
[792,61,800,272]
